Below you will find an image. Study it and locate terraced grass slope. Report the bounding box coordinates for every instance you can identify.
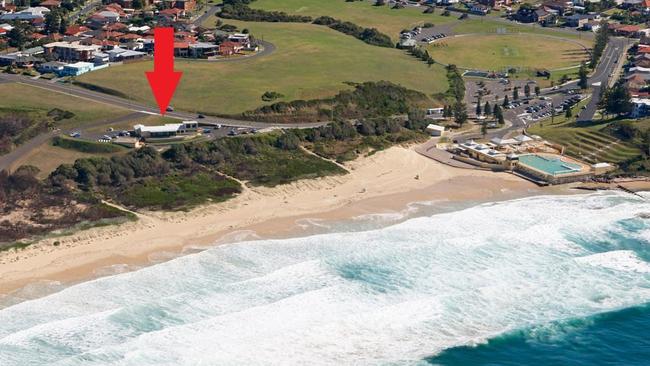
[528,120,641,164]
[78,21,447,115]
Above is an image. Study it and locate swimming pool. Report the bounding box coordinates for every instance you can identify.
[518,154,582,176]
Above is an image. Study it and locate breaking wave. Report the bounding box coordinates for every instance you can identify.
[0,192,649,365]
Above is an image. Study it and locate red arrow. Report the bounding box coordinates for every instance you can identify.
[146,27,182,115]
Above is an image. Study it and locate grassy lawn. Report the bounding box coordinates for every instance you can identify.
[528,106,641,165]
[428,34,589,71]
[0,83,130,129]
[78,21,448,115]
[249,0,455,38]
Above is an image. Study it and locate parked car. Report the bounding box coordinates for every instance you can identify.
[69,132,81,138]
[166,106,174,112]
[197,114,205,119]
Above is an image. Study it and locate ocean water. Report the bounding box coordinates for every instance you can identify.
[0,192,649,365]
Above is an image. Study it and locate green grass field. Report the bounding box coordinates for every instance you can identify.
[250,0,455,38]
[450,20,593,43]
[0,83,130,129]
[78,21,447,115]
[428,34,589,71]
[528,108,641,164]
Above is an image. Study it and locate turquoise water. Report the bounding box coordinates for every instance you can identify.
[519,154,582,175]
[427,303,650,366]
[0,192,649,365]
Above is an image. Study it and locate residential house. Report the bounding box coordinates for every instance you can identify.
[583,20,601,32]
[189,42,218,58]
[162,0,196,11]
[39,0,61,9]
[218,41,243,56]
[64,25,89,36]
[0,51,38,67]
[626,73,648,93]
[37,60,65,73]
[470,3,490,15]
[173,41,189,57]
[106,46,146,61]
[477,0,512,8]
[614,24,642,37]
[564,13,599,27]
[635,53,650,67]
[542,0,572,15]
[59,61,96,76]
[158,7,185,21]
[535,7,557,25]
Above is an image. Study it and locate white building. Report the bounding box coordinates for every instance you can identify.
[0,6,50,20]
[631,97,650,118]
[134,121,198,138]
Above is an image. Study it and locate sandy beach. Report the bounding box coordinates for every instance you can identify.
[0,145,548,296]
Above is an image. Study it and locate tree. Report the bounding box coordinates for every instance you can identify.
[602,82,633,116]
[578,61,588,90]
[59,16,69,35]
[133,0,144,8]
[493,104,503,123]
[45,9,62,35]
[481,121,488,136]
[513,87,519,101]
[565,107,572,118]
[591,19,609,68]
[503,94,509,107]
[524,84,531,98]
[453,102,468,126]
[7,24,30,49]
[484,101,491,116]
[534,85,540,97]
[476,98,482,116]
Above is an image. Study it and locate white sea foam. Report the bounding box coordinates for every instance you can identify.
[0,192,649,365]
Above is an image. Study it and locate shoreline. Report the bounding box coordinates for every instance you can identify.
[0,146,556,298]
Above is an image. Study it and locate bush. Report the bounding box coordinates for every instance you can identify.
[52,136,125,154]
[313,16,393,48]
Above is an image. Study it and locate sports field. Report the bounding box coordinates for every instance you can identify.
[428,34,589,71]
[78,21,448,115]
[250,0,455,38]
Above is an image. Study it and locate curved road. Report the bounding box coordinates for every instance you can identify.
[0,74,326,129]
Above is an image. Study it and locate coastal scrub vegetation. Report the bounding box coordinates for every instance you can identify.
[0,166,131,247]
[0,109,76,155]
[242,81,431,124]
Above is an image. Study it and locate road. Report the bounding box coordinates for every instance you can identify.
[576,37,629,123]
[70,0,102,22]
[193,4,221,27]
[0,74,327,130]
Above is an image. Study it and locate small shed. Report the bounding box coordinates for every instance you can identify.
[426,124,445,136]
